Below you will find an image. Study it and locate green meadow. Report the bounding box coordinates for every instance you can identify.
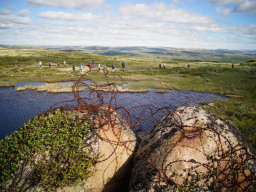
[0,46,256,150]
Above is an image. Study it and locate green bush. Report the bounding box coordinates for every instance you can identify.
[0,109,100,191]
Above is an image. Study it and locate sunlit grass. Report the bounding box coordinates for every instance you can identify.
[16,83,84,93]
[1,47,256,150]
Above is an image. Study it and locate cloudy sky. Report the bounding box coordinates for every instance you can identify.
[0,0,256,50]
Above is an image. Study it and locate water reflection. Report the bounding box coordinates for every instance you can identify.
[0,82,227,140]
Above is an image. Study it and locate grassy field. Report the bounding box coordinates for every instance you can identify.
[0,46,256,150]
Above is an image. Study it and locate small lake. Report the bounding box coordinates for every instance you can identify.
[0,82,227,140]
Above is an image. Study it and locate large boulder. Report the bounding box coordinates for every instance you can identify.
[0,107,137,192]
[62,107,138,192]
[129,106,256,192]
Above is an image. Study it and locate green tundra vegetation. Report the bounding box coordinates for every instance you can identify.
[0,109,100,191]
[0,46,255,151]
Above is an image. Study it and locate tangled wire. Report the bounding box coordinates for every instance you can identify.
[1,69,255,192]
[49,68,172,134]
[47,69,256,191]
[131,112,256,191]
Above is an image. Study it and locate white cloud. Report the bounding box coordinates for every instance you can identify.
[234,0,256,14]
[208,0,245,5]
[118,2,214,24]
[0,15,32,25]
[1,18,254,49]
[210,0,256,15]
[18,9,31,16]
[109,16,187,37]
[102,4,113,10]
[191,24,256,39]
[0,9,31,26]
[0,1,255,49]
[191,24,234,34]
[241,24,256,38]
[216,7,232,15]
[28,0,106,10]
[0,9,12,15]
[38,11,105,21]
[28,5,254,49]
[13,15,191,47]
[0,23,15,29]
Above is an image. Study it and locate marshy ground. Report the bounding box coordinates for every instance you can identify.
[0,46,255,150]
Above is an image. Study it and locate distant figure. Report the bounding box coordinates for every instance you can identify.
[188,64,190,68]
[184,64,186,67]
[89,64,93,71]
[49,61,51,68]
[163,63,165,68]
[80,63,82,71]
[159,63,161,68]
[73,64,75,72]
[39,61,42,68]
[57,62,60,67]
[122,61,125,71]
[92,60,95,68]
[98,63,101,71]
[63,61,66,67]
[232,64,234,68]
[112,62,115,70]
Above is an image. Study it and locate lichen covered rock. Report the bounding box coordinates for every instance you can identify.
[0,107,137,192]
[129,106,256,192]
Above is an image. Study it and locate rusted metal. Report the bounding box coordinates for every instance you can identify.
[43,70,256,191]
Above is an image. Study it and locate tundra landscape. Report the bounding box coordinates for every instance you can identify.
[1,0,256,190]
[1,45,256,191]
[1,45,256,150]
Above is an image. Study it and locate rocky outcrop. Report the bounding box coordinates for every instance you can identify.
[62,107,138,192]
[2,105,256,192]
[0,107,137,192]
[129,106,256,192]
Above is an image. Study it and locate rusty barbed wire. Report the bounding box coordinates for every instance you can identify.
[132,119,256,191]
[46,69,256,191]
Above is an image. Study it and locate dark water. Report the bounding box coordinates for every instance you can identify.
[0,82,227,140]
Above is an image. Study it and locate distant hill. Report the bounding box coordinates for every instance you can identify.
[240,59,256,66]
[1,44,256,63]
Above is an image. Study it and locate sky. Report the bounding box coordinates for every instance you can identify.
[0,0,256,50]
